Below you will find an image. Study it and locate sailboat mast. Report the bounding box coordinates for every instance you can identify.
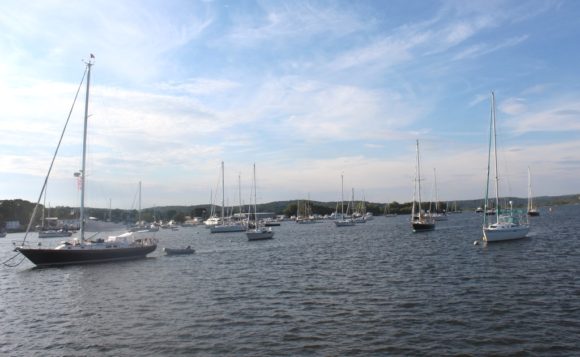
[528,166,532,211]
[253,163,257,224]
[221,161,225,223]
[341,174,344,217]
[491,92,500,223]
[79,59,92,241]
[416,140,423,215]
[138,181,142,223]
[434,168,438,212]
[351,188,354,216]
[238,173,242,217]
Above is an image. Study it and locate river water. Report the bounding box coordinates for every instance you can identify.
[1,205,579,356]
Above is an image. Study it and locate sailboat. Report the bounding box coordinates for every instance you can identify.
[295,197,317,224]
[37,185,73,238]
[384,203,397,217]
[334,174,355,227]
[128,181,159,232]
[246,163,274,241]
[411,140,435,232]
[352,189,367,223]
[527,167,540,216]
[210,161,246,233]
[482,92,529,242]
[15,55,157,267]
[431,168,448,221]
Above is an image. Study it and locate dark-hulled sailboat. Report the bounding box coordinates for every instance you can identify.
[411,140,435,232]
[15,55,157,267]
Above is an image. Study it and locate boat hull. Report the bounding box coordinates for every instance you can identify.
[334,220,355,227]
[210,224,246,233]
[412,222,435,232]
[528,210,540,217]
[483,226,529,242]
[246,230,274,241]
[16,245,157,267]
[164,247,194,255]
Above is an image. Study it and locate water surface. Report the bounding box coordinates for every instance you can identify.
[1,205,579,356]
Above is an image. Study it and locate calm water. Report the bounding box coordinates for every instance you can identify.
[1,205,580,356]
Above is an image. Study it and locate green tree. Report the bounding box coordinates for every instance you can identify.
[166,209,177,221]
[173,212,186,223]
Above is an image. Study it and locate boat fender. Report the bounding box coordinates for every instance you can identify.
[473,241,479,245]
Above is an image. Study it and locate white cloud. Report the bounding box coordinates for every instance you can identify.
[452,35,529,61]
[157,78,241,95]
[500,97,528,115]
[226,2,366,46]
[508,98,580,134]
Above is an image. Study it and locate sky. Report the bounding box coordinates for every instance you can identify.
[1,0,579,209]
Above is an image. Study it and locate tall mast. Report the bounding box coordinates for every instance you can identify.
[434,168,438,212]
[351,188,354,215]
[209,190,213,217]
[79,57,92,242]
[297,200,300,218]
[491,92,500,223]
[238,173,242,217]
[221,161,225,223]
[416,140,423,215]
[341,174,344,217]
[138,181,142,223]
[253,163,257,224]
[528,166,532,211]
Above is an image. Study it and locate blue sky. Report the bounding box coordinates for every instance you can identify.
[1,0,579,209]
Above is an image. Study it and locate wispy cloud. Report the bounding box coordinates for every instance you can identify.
[452,35,529,61]
[500,97,528,115]
[226,2,366,46]
[507,97,580,134]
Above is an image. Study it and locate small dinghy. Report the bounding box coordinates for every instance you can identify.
[163,246,195,255]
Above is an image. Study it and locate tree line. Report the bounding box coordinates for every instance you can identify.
[3,194,579,231]
[0,199,432,231]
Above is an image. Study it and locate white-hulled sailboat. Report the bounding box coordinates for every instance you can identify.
[246,163,274,241]
[210,161,246,233]
[527,167,540,216]
[334,174,355,227]
[15,55,157,267]
[482,92,529,242]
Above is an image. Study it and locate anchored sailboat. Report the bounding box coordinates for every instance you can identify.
[246,163,274,241]
[527,167,540,216]
[210,161,246,233]
[482,92,529,242]
[334,174,355,227]
[15,55,157,267]
[411,140,435,232]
